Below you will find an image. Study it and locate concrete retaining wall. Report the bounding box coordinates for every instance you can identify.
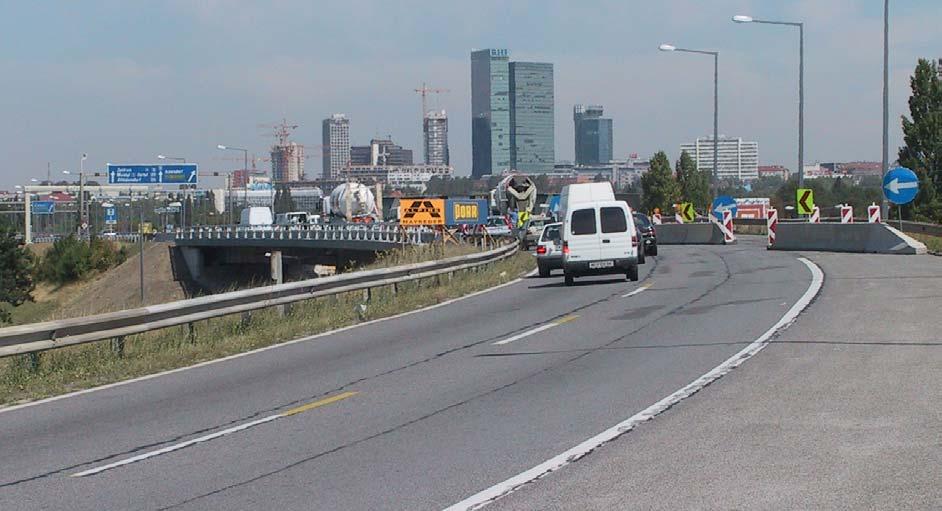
[657,223,727,245]
[771,223,927,255]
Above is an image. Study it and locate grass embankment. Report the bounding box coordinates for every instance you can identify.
[910,232,942,253]
[0,245,534,406]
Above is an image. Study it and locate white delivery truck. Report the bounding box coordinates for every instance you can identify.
[240,207,273,229]
[560,182,640,286]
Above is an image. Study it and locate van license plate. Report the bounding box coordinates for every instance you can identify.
[589,260,615,269]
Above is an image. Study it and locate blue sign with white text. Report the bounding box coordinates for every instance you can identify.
[31,201,55,215]
[883,166,919,205]
[711,195,737,220]
[104,206,117,225]
[445,199,489,226]
[107,164,198,185]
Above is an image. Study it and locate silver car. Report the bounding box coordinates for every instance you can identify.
[536,222,563,277]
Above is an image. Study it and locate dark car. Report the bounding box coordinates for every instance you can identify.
[633,212,658,257]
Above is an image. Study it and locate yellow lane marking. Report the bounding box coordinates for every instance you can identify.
[281,391,360,417]
[555,315,579,325]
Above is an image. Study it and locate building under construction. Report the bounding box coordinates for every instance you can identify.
[269,119,304,183]
[423,110,449,165]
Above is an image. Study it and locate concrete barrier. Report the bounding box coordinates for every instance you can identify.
[657,223,727,245]
[770,223,927,254]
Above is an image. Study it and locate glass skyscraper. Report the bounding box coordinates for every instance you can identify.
[510,62,555,173]
[574,105,613,165]
[471,49,511,178]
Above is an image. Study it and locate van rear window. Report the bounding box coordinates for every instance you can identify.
[571,209,596,235]
[600,207,627,233]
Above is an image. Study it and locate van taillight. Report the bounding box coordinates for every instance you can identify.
[536,245,547,255]
[562,241,570,255]
[631,234,639,246]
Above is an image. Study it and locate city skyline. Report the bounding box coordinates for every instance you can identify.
[1,1,939,188]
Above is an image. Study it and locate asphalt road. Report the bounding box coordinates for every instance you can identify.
[0,238,815,510]
[490,250,942,510]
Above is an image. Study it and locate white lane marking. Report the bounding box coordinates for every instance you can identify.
[493,324,557,346]
[444,257,823,511]
[71,415,280,477]
[492,315,579,346]
[621,284,651,298]
[0,269,538,416]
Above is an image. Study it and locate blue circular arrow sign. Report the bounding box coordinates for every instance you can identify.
[883,166,919,205]
[711,195,737,220]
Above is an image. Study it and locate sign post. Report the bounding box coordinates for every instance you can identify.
[882,166,919,229]
[796,188,815,216]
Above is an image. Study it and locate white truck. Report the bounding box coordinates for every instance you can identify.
[239,207,273,229]
[559,182,640,286]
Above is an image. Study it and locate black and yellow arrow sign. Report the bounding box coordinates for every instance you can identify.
[680,202,696,223]
[796,188,815,215]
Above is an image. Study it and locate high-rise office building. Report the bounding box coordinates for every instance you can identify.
[573,105,613,166]
[423,110,449,165]
[471,49,511,177]
[680,136,759,180]
[509,61,554,173]
[270,142,305,183]
[349,138,413,166]
[321,114,350,179]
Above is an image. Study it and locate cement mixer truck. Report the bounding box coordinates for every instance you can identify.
[492,175,537,220]
[324,182,380,223]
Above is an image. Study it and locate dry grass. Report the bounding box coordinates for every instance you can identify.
[910,232,942,253]
[0,248,534,406]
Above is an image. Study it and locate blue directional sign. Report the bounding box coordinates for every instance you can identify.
[104,205,117,225]
[107,164,198,185]
[711,195,737,220]
[883,166,919,205]
[31,201,55,215]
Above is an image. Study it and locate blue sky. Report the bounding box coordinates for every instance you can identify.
[1,0,939,188]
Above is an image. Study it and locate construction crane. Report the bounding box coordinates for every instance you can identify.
[258,118,300,146]
[414,83,449,119]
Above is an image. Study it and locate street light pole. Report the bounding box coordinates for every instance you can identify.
[659,44,720,181]
[733,15,805,187]
[882,0,890,218]
[217,145,249,221]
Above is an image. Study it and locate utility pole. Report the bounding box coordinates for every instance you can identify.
[881,0,890,219]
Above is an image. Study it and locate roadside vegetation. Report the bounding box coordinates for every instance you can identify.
[0,245,534,406]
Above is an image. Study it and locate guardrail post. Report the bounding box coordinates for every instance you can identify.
[28,352,40,372]
[187,322,196,343]
[111,336,125,358]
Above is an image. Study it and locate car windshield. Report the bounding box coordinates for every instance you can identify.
[633,213,651,228]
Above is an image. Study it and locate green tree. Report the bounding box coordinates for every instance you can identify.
[641,151,681,214]
[899,58,942,222]
[675,150,710,212]
[0,222,34,323]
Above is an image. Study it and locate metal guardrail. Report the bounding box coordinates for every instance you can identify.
[0,241,519,358]
[174,223,433,245]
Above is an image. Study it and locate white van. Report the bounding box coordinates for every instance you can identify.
[562,200,639,286]
[240,207,273,228]
[558,182,615,223]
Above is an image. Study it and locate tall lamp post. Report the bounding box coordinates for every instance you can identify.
[217,144,248,221]
[881,0,890,218]
[732,14,804,188]
[659,44,719,183]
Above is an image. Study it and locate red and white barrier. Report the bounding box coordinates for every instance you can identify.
[652,213,662,225]
[809,206,820,223]
[720,210,736,243]
[840,205,854,224]
[675,211,684,224]
[767,208,778,247]
[868,203,881,223]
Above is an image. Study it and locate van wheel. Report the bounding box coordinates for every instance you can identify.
[538,262,550,278]
[627,264,639,282]
[564,273,574,286]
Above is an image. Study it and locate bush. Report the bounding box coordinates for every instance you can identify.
[38,235,128,285]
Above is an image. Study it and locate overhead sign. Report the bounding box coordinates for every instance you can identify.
[104,205,117,225]
[883,166,919,205]
[711,195,737,220]
[399,199,445,226]
[445,199,488,225]
[31,201,55,215]
[679,202,696,223]
[796,188,815,215]
[107,164,198,185]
